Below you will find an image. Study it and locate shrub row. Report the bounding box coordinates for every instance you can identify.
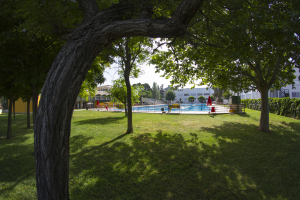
[241,98,300,119]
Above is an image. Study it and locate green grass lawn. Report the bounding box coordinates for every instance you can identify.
[0,109,300,199]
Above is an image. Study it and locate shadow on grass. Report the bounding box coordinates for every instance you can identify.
[69,121,300,200]
[0,142,35,195]
[73,116,126,126]
[235,113,251,118]
[0,113,33,142]
[0,113,36,196]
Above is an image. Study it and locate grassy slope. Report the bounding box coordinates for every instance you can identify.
[0,109,299,199]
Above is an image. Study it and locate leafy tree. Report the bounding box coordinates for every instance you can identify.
[159,84,165,100]
[151,0,300,132]
[0,2,29,136]
[139,90,152,101]
[110,78,140,116]
[198,96,206,103]
[0,65,22,139]
[19,0,205,198]
[151,82,160,100]
[21,35,63,125]
[213,87,223,100]
[165,90,176,101]
[188,96,195,102]
[222,90,233,100]
[210,95,215,102]
[78,56,108,101]
[104,36,152,134]
[1,0,64,125]
[142,83,151,91]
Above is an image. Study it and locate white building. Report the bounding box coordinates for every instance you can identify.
[75,85,112,109]
[171,86,213,102]
[238,67,300,99]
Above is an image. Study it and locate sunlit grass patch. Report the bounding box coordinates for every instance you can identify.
[0,109,299,199]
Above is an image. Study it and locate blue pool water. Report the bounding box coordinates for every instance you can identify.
[132,103,211,112]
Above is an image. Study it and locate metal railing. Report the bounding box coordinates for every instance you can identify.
[89,103,247,114]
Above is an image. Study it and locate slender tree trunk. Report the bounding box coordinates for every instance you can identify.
[124,73,133,134]
[124,37,133,134]
[124,100,128,116]
[259,87,270,132]
[33,1,203,199]
[13,100,15,120]
[7,95,13,139]
[27,97,31,129]
[32,86,38,125]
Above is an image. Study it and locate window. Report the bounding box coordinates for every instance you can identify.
[242,95,246,99]
[191,93,196,96]
[197,93,203,96]
[204,93,209,95]
[184,94,189,96]
[177,94,183,96]
[270,90,278,98]
[292,92,300,98]
[246,94,251,99]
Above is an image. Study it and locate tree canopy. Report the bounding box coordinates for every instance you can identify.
[110,78,140,116]
[8,0,211,198]
[165,90,176,101]
[188,96,195,102]
[151,0,300,131]
[78,56,109,100]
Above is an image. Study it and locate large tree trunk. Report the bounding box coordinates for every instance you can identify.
[7,95,13,139]
[27,97,31,129]
[32,86,38,125]
[34,1,203,199]
[259,87,270,132]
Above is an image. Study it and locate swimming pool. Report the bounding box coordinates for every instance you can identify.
[132,103,211,112]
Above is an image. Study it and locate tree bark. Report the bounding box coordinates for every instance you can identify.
[125,75,133,133]
[34,1,203,199]
[27,97,31,129]
[7,95,13,139]
[259,87,270,132]
[124,99,128,116]
[32,86,38,125]
[124,37,133,134]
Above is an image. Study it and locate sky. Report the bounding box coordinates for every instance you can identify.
[101,40,204,89]
[102,63,173,87]
[102,63,204,89]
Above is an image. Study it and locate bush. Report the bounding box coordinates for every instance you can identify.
[217,98,223,102]
[210,95,216,101]
[188,96,196,102]
[198,96,205,103]
[241,97,300,118]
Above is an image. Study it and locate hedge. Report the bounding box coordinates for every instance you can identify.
[241,98,300,119]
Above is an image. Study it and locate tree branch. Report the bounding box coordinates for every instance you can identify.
[77,0,100,19]
[187,32,224,48]
[131,42,142,67]
[267,57,282,88]
[152,38,176,54]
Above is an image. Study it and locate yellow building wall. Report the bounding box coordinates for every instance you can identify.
[9,95,41,113]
